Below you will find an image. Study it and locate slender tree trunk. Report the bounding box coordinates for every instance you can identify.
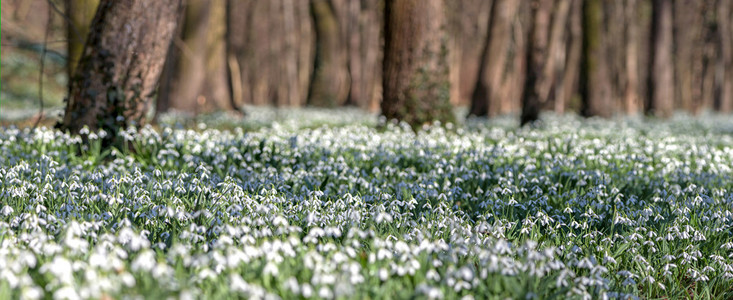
[557,0,582,113]
[308,0,350,107]
[646,0,674,117]
[60,0,182,136]
[520,0,552,126]
[157,0,232,116]
[332,0,384,110]
[580,0,613,117]
[542,0,571,109]
[468,0,520,117]
[715,0,733,113]
[382,0,454,128]
[623,0,640,114]
[446,0,492,107]
[699,0,717,112]
[65,0,100,82]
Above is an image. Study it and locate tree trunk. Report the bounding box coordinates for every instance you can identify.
[65,0,100,80]
[382,0,454,128]
[445,0,492,107]
[500,2,530,115]
[308,0,350,107]
[226,0,314,107]
[580,0,613,117]
[623,0,641,114]
[468,0,520,117]
[646,0,674,117]
[157,0,232,116]
[339,0,383,111]
[672,0,703,113]
[715,0,733,113]
[60,0,182,136]
[557,0,582,113]
[520,0,552,126]
[542,0,571,111]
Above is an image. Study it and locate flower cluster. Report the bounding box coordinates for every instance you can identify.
[1,112,732,299]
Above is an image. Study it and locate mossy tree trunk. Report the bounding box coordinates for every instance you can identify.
[646,0,674,117]
[157,0,233,116]
[580,0,614,117]
[308,0,350,107]
[382,0,454,128]
[60,0,182,136]
[65,0,99,80]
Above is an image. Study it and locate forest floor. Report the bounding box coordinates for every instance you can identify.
[1,110,733,299]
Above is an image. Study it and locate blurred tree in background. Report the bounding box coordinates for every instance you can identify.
[157,0,233,116]
[1,0,733,129]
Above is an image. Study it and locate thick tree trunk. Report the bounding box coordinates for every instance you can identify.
[308,0,350,107]
[646,0,674,117]
[382,0,454,128]
[65,0,99,79]
[468,0,520,117]
[580,0,613,117]
[60,0,182,135]
[520,0,552,126]
[226,0,314,107]
[157,0,232,116]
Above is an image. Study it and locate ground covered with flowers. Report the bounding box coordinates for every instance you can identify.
[1,110,733,299]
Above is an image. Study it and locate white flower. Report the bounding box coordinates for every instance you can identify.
[1,205,13,217]
[379,268,389,281]
[53,286,80,300]
[263,262,279,276]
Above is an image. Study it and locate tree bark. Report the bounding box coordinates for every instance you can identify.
[382,0,454,128]
[468,0,520,117]
[157,0,232,116]
[60,0,182,136]
[520,0,552,126]
[580,0,613,117]
[65,0,100,79]
[308,0,350,107]
[646,0,674,117]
